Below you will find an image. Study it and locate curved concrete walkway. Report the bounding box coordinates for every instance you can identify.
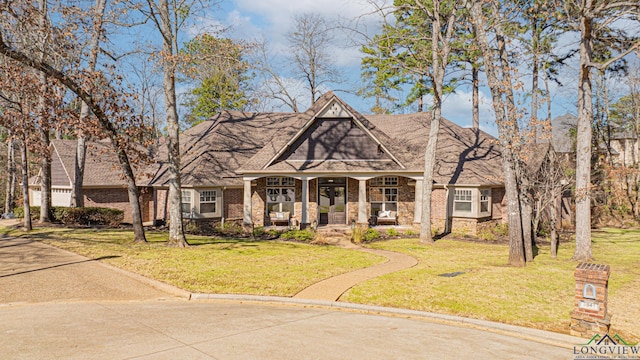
[293,241,418,301]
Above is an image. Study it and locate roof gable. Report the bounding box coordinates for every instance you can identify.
[261,94,405,170]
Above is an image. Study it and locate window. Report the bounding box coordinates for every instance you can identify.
[267,177,295,214]
[480,189,491,214]
[199,190,217,214]
[454,189,473,213]
[369,176,398,187]
[452,188,492,218]
[181,190,192,213]
[370,177,398,216]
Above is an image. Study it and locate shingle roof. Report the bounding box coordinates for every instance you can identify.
[147,111,304,187]
[47,139,151,187]
[60,92,504,188]
[365,113,503,185]
[147,92,504,187]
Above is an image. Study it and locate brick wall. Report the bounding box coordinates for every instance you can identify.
[83,187,153,223]
[492,187,507,222]
[224,188,243,219]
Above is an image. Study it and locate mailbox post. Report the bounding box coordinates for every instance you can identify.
[570,263,611,337]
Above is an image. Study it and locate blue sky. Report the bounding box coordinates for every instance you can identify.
[177,0,640,138]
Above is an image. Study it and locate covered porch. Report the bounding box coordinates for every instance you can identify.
[241,175,424,228]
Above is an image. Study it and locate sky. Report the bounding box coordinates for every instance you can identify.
[180,0,640,138]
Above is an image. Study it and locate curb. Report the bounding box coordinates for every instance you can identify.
[190,293,585,350]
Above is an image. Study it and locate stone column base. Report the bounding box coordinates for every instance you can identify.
[570,311,611,338]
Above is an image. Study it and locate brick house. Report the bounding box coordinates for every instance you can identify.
[29,140,154,223]
[149,92,507,234]
[32,92,506,234]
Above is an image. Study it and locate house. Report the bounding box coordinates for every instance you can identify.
[29,139,155,223]
[31,92,507,235]
[148,92,506,234]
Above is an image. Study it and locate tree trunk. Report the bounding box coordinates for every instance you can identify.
[472,65,479,130]
[469,0,525,266]
[550,188,559,258]
[20,135,31,231]
[521,196,534,262]
[70,134,86,207]
[36,0,51,223]
[574,3,594,261]
[418,0,456,244]
[530,11,539,142]
[4,135,16,214]
[158,0,187,247]
[71,0,107,208]
[420,110,440,244]
[39,124,51,223]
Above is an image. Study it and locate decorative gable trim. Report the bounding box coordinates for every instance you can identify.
[263,95,406,170]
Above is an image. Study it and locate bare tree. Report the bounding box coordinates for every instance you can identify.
[4,131,16,215]
[71,0,108,208]
[287,13,340,106]
[468,0,526,266]
[568,0,640,261]
[252,39,301,112]
[1,0,150,242]
[142,0,200,247]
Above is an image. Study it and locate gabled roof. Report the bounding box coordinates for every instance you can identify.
[69,92,504,188]
[366,113,503,185]
[41,140,131,187]
[147,111,303,187]
[238,92,408,173]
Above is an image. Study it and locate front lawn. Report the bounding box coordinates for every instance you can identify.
[0,226,384,296]
[2,225,638,342]
[343,228,640,343]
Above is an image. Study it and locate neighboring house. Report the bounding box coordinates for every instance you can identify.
[29,139,154,223]
[32,92,507,234]
[552,113,639,166]
[149,92,506,234]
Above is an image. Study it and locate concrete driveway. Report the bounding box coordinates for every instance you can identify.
[0,233,582,359]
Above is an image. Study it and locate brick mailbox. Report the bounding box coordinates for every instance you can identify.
[570,263,611,337]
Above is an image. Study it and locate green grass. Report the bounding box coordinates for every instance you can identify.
[343,228,640,341]
[2,225,638,341]
[0,226,384,296]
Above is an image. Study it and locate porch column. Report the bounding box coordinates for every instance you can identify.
[414,179,423,224]
[358,179,367,224]
[301,177,309,225]
[243,179,252,225]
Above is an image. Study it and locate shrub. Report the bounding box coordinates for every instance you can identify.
[55,207,124,226]
[14,206,123,226]
[184,221,201,234]
[214,222,245,236]
[351,226,365,244]
[14,206,41,221]
[404,229,418,236]
[386,228,399,237]
[363,229,379,242]
[494,222,509,236]
[280,229,316,242]
[253,226,266,237]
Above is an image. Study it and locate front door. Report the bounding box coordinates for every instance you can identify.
[318,178,346,225]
